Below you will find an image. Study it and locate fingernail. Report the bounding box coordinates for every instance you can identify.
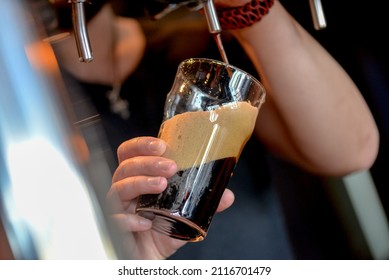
[149,140,164,154]
[147,177,162,186]
[158,160,174,172]
[139,217,152,228]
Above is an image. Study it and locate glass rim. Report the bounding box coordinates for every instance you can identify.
[179,57,265,93]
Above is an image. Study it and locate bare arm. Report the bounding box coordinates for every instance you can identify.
[220,1,379,175]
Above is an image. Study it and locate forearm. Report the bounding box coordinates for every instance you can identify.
[229,1,379,175]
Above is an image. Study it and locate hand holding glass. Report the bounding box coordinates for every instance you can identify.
[136,58,266,241]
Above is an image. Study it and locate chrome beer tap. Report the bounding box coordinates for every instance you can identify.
[309,0,327,30]
[144,0,228,62]
[144,0,222,34]
[201,0,222,34]
[69,0,93,62]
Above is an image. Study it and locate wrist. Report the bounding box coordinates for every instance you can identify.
[217,0,275,30]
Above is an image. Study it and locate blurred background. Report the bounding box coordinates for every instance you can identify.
[1,0,388,260]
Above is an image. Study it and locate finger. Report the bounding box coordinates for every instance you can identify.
[216,188,235,213]
[117,137,166,163]
[111,213,152,232]
[113,157,177,182]
[108,176,168,207]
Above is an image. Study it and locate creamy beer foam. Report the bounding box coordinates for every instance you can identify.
[158,101,259,170]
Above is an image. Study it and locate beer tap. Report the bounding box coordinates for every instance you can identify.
[200,0,222,34]
[309,0,327,30]
[202,0,229,63]
[145,0,222,34]
[198,0,228,62]
[144,0,227,62]
[69,0,93,62]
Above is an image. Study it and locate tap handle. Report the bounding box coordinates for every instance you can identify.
[70,0,93,62]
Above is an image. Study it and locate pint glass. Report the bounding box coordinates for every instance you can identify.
[136,58,266,241]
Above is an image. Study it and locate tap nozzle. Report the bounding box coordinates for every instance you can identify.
[309,0,327,30]
[70,0,93,62]
[202,0,221,34]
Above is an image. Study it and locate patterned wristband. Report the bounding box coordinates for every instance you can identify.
[217,0,275,30]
